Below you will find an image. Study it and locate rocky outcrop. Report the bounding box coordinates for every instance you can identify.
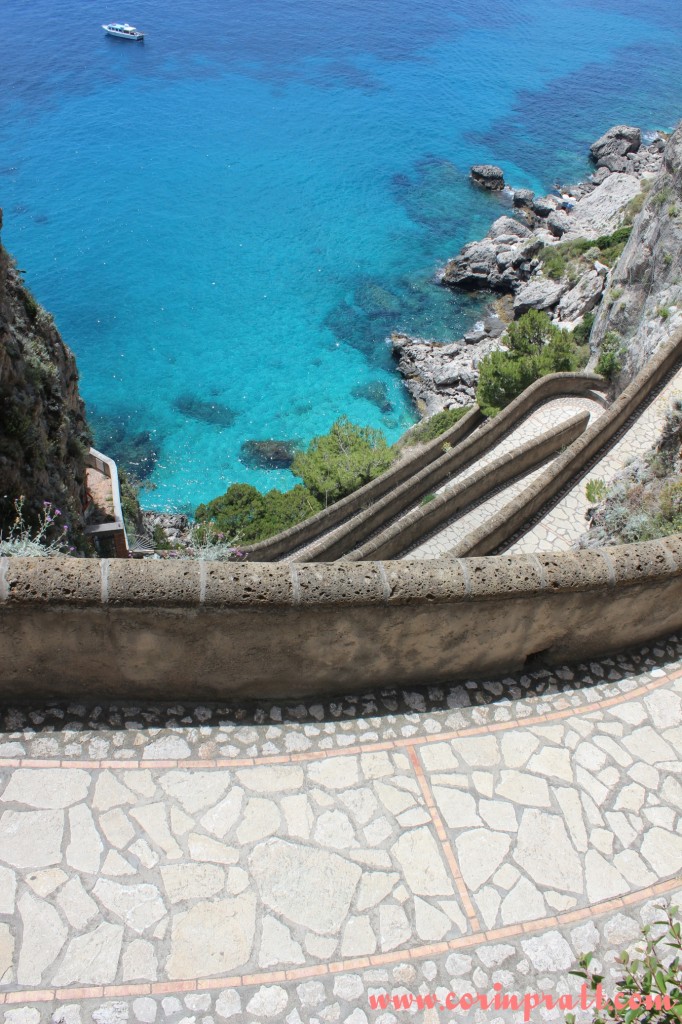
[589,123,682,383]
[391,314,506,415]
[590,125,642,172]
[562,172,643,240]
[471,164,505,190]
[393,125,667,413]
[0,211,91,539]
[441,216,539,291]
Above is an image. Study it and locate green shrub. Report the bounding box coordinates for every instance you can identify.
[538,228,631,281]
[571,311,595,348]
[651,186,671,209]
[118,469,143,537]
[291,416,395,504]
[596,331,626,380]
[566,902,681,1024]
[406,406,472,445]
[585,478,607,504]
[658,306,671,320]
[20,287,39,321]
[623,179,653,224]
[476,310,588,417]
[420,493,436,506]
[195,483,322,544]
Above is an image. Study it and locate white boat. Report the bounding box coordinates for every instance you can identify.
[102,22,144,40]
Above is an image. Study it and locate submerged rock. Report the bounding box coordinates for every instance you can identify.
[351,380,394,414]
[471,164,505,190]
[240,439,299,470]
[174,394,237,428]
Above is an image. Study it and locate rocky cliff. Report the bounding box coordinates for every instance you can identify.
[0,210,91,538]
[589,124,682,383]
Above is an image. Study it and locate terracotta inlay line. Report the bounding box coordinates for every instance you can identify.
[0,666,678,772]
[0,876,679,1006]
[407,745,481,929]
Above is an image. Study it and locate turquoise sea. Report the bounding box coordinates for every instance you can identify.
[1,0,681,512]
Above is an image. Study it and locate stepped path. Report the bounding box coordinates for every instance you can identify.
[285,392,606,563]
[506,363,682,554]
[400,394,604,560]
[0,638,681,1020]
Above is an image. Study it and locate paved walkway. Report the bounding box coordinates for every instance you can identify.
[403,394,605,559]
[507,366,682,554]
[0,637,680,1022]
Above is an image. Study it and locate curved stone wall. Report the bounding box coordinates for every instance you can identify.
[245,373,606,562]
[1,534,682,699]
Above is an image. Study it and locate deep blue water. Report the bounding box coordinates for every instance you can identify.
[1,0,681,512]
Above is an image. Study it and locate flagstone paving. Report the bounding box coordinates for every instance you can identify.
[0,637,681,1021]
[506,368,682,553]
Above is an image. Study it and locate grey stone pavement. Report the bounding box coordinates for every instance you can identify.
[0,635,681,1023]
[403,394,605,560]
[507,367,682,554]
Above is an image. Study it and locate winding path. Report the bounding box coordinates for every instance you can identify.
[401,394,605,559]
[506,363,682,554]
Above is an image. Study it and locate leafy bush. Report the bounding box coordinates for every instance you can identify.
[291,416,395,504]
[585,478,607,503]
[596,331,627,380]
[566,902,681,1024]
[405,406,472,446]
[475,310,589,417]
[195,482,322,544]
[538,227,632,280]
[118,469,143,538]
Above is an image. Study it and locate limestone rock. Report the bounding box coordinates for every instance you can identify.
[258,915,305,968]
[513,809,583,893]
[378,904,411,951]
[0,809,63,868]
[391,827,454,896]
[66,803,103,874]
[590,125,641,171]
[471,164,505,190]
[455,829,510,891]
[558,269,606,322]
[513,189,535,209]
[52,922,124,986]
[93,879,166,934]
[249,838,361,933]
[513,278,568,316]
[18,892,68,985]
[1,768,90,808]
[166,893,256,979]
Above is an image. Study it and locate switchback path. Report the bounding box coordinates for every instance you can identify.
[506,363,682,554]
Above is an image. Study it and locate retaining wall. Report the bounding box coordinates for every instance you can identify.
[1,536,682,699]
[243,406,483,561]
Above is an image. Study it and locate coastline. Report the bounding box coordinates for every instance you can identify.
[391,125,665,416]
